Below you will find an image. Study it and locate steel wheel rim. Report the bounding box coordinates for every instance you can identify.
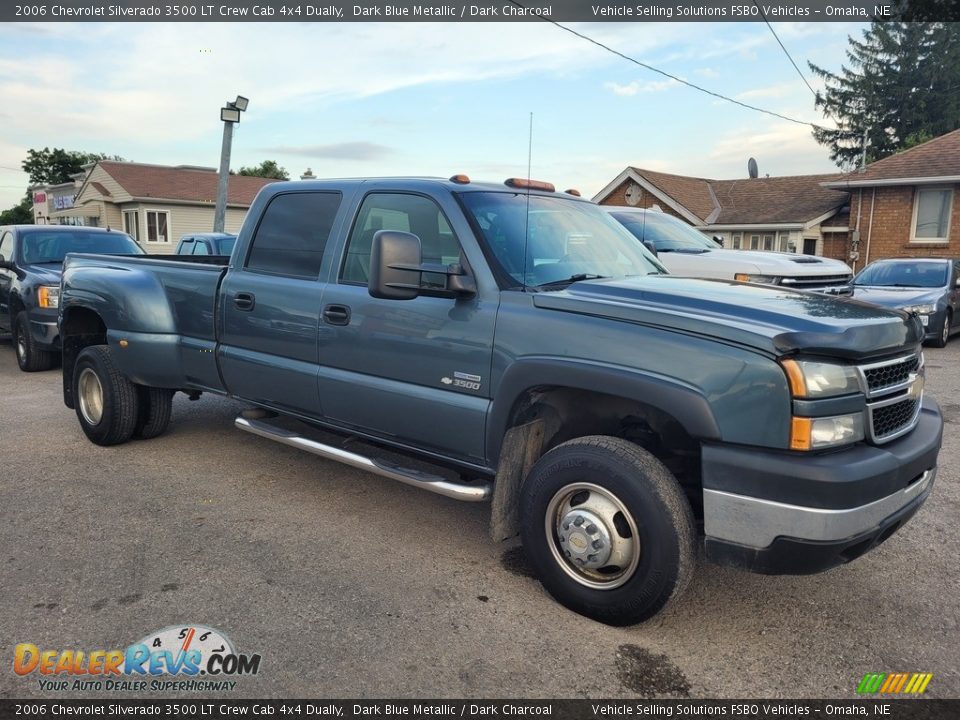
[544,482,641,590]
[78,368,104,426]
[15,332,26,362]
[943,315,950,344]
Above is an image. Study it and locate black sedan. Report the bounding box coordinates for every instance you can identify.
[849,258,960,347]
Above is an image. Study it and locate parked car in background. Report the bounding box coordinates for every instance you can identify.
[849,258,960,348]
[0,225,143,371]
[605,207,853,294]
[175,232,237,257]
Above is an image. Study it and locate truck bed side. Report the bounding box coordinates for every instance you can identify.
[60,254,229,396]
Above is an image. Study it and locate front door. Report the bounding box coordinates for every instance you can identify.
[317,192,496,463]
[218,191,343,418]
[0,231,14,331]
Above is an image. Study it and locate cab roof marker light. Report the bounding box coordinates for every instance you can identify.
[504,178,555,192]
[449,174,471,184]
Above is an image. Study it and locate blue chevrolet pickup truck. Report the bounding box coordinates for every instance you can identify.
[58,176,942,625]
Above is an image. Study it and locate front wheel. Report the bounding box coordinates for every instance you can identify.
[73,345,140,446]
[933,309,952,348]
[520,436,696,626]
[13,313,56,372]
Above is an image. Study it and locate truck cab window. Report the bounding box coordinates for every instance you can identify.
[341,193,461,288]
[0,232,12,262]
[245,192,342,278]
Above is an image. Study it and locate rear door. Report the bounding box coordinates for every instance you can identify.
[218,191,344,417]
[317,191,497,462]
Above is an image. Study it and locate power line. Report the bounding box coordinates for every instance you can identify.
[506,0,826,129]
[753,0,818,98]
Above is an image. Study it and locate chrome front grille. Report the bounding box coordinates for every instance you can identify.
[857,353,924,443]
[779,274,852,291]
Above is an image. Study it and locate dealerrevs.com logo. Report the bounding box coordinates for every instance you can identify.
[14,625,261,692]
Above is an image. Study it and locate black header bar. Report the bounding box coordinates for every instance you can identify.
[3,1,956,23]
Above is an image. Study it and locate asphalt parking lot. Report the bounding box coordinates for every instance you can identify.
[0,339,957,700]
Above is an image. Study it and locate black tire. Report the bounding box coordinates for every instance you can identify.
[933,310,952,348]
[13,313,56,372]
[133,386,174,440]
[520,435,696,626]
[73,345,140,446]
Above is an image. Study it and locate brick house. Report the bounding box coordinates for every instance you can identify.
[820,129,960,272]
[594,167,851,259]
[43,161,279,253]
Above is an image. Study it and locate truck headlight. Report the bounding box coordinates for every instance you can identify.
[781,359,860,398]
[734,273,779,284]
[38,286,60,309]
[791,414,865,450]
[901,304,936,315]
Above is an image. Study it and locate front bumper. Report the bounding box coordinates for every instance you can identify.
[29,316,60,351]
[701,397,942,575]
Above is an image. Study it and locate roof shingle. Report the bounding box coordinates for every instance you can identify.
[822,129,960,186]
[97,161,279,206]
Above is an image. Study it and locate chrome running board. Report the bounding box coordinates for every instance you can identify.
[235,415,492,502]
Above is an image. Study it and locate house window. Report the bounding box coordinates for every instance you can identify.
[912,187,953,242]
[750,234,760,249]
[123,211,140,242]
[777,231,790,252]
[762,234,774,251]
[146,210,170,243]
[732,233,742,250]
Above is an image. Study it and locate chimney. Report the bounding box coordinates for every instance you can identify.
[300,168,316,180]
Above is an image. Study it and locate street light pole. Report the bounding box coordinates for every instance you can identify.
[213,95,249,233]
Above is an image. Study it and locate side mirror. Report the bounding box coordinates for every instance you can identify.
[369,230,422,300]
[642,240,658,257]
[0,259,14,270]
[713,235,724,247]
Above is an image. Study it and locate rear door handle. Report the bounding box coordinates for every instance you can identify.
[323,304,351,326]
[233,292,255,311]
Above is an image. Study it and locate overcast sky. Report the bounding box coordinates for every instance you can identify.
[0,20,866,210]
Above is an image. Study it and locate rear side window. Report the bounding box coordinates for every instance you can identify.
[192,241,210,255]
[179,239,194,254]
[245,192,342,278]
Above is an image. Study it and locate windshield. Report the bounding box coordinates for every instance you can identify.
[219,237,237,256]
[459,192,664,288]
[611,211,717,252]
[19,230,144,263]
[853,261,948,288]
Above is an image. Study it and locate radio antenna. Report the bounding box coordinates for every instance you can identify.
[521,111,533,291]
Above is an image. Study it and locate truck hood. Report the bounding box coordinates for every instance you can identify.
[20,262,63,284]
[662,249,851,277]
[533,275,921,359]
[849,285,944,309]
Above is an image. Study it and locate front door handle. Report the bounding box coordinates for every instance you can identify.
[323,304,351,326]
[233,292,255,311]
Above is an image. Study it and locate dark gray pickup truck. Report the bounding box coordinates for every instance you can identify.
[0,225,142,371]
[59,176,942,625]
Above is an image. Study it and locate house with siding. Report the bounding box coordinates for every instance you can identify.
[820,129,960,272]
[594,167,851,260]
[54,161,279,253]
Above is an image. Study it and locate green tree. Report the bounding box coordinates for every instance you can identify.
[809,22,960,169]
[0,194,32,225]
[237,160,289,180]
[22,148,125,186]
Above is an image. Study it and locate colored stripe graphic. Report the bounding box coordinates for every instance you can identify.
[858,672,933,694]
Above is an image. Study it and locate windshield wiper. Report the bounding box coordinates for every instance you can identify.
[535,273,608,289]
[671,248,711,254]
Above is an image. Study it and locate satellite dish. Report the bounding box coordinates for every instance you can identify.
[748,157,759,179]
